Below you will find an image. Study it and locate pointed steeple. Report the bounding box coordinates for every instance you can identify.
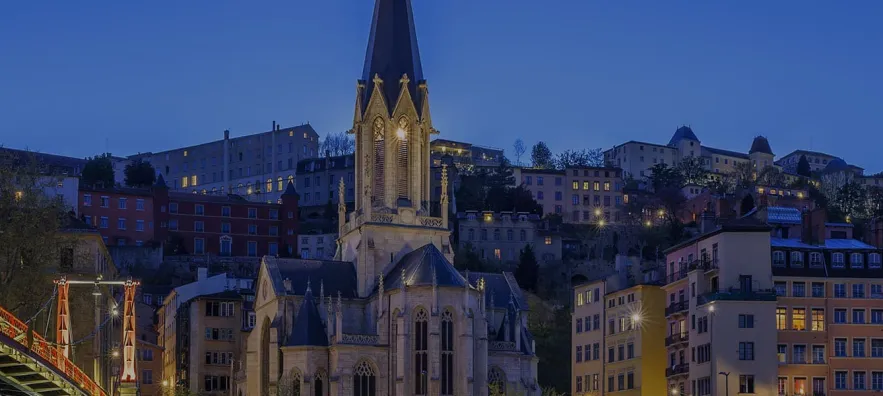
[361,0,424,115]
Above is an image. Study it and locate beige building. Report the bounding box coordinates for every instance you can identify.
[572,274,667,396]
[513,168,566,216]
[663,217,779,396]
[137,339,163,396]
[135,122,319,202]
[514,166,627,224]
[456,211,562,266]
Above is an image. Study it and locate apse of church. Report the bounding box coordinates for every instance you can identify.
[241,0,539,395]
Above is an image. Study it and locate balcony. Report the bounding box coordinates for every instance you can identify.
[665,332,689,347]
[665,300,689,316]
[666,270,687,284]
[697,287,777,306]
[689,258,719,272]
[665,364,689,377]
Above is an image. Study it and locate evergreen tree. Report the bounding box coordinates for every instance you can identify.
[530,141,555,169]
[515,244,539,291]
[124,159,156,187]
[81,153,115,188]
[796,154,812,177]
[453,243,485,271]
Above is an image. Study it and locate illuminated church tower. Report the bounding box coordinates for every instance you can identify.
[337,0,451,297]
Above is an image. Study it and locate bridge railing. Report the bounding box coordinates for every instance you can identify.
[0,305,107,396]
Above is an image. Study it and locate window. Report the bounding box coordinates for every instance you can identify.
[220,236,232,256]
[537,191,544,200]
[834,338,847,357]
[100,196,109,208]
[169,202,178,214]
[872,309,883,324]
[136,220,145,232]
[118,218,127,230]
[832,253,845,268]
[790,251,803,266]
[854,338,866,357]
[812,345,825,363]
[195,221,204,232]
[835,371,847,389]
[627,343,634,359]
[575,346,582,362]
[792,282,805,297]
[774,281,786,296]
[793,377,807,395]
[221,222,231,233]
[809,252,823,267]
[792,308,805,330]
[593,181,600,191]
[537,176,544,186]
[792,344,806,363]
[875,284,883,298]
[854,309,866,324]
[851,253,865,268]
[118,197,127,209]
[773,251,785,266]
[853,283,866,298]
[576,318,583,332]
[834,283,846,298]
[414,308,428,395]
[247,241,257,257]
[811,282,824,297]
[142,369,153,385]
[872,339,883,357]
[169,219,178,230]
[204,375,230,392]
[739,314,754,328]
[855,371,867,390]
[248,224,257,235]
[739,375,755,393]
[195,204,204,215]
[607,376,614,392]
[608,347,614,362]
[222,206,231,217]
[544,236,552,245]
[205,301,235,317]
[777,345,786,363]
[83,194,92,206]
[739,342,755,360]
[873,372,883,391]
[194,238,205,254]
[248,208,257,219]
[871,253,882,268]
[440,311,454,396]
[811,308,824,331]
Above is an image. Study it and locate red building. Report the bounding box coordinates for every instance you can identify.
[79,187,156,246]
[78,175,299,257]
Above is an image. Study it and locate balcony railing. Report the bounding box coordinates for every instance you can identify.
[697,287,777,306]
[666,270,687,284]
[665,364,689,377]
[665,300,689,316]
[665,332,689,347]
[689,258,719,272]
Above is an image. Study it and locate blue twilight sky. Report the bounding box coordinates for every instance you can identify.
[2,1,882,171]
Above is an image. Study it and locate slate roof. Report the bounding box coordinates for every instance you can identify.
[703,146,749,160]
[766,207,802,225]
[0,147,87,176]
[270,258,359,298]
[668,126,699,146]
[361,0,424,115]
[749,136,774,155]
[382,244,468,290]
[770,237,878,250]
[287,286,328,347]
[463,271,529,311]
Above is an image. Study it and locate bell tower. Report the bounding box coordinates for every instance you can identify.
[337,0,451,297]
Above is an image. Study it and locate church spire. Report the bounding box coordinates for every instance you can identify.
[361,0,424,115]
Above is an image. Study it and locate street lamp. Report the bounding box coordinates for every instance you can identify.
[718,372,730,396]
[670,388,679,395]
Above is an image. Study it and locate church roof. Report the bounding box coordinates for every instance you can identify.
[464,271,529,312]
[282,180,299,197]
[668,125,699,146]
[360,0,424,115]
[286,286,328,347]
[271,258,359,298]
[382,244,467,290]
[749,136,774,155]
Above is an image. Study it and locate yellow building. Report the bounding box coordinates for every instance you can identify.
[573,276,666,396]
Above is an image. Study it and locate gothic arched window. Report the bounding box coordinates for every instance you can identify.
[277,177,284,191]
[488,367,506,395]
[396,117,409,199]
[373,118,385,204]
[266,179,273,193]
[441,310,454,395]
[314,369,326,396]
[414,308,429,395]
[285,369,302,396]
[353,360,376,396]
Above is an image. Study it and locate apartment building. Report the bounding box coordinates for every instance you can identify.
[572,275,666,396]
[562,167,625,225]
[456,211,562,266]
[603,127,775,180]
[663,216,779,396]
[767,207,883,395]
[159,270,254,394]
[80,187,155,246]
[137,339,163,396]
[297,233,337,260]
[135,122,319,202]
[295,153,355,216]
[430,138,503,169]
[514,168,566,216]
[776,149,844,174]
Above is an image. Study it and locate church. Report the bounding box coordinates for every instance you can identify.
[242,0,539,395]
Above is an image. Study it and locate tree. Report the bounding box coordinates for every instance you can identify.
[729,161,755,191]
[515,244,539,291]
[796,154,812,177]
[527,294,571,393]
[740,194,756,216]
[676,157,709,186]
[757,166,785,187]
[530,141,554,169]
[513,139,526,166]
[554,148,604,169]
[485,157,515,188]
[831,181,868,220]
[319,131,355,157]
[124,159,156,187]
[81,153,115,188]
[453,243,486,272]
[646,163,682,192]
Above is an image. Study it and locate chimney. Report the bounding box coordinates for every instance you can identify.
[272,120,276,131]
[223,129,230,140]
[197,267,208,281]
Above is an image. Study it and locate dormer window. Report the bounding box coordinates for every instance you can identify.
[809,252,824,268]
[870,253,881,269]
[773,251,786,267]
[832,253,845,269]
[850,253,864,269]
[791,252,804,267]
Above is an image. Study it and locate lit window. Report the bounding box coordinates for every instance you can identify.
[544,236,552,245]
[572,181,579,190]
[191,175,197,186]
[183,150,188,157]
[494,249,501,260]
[604,182,610,191]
